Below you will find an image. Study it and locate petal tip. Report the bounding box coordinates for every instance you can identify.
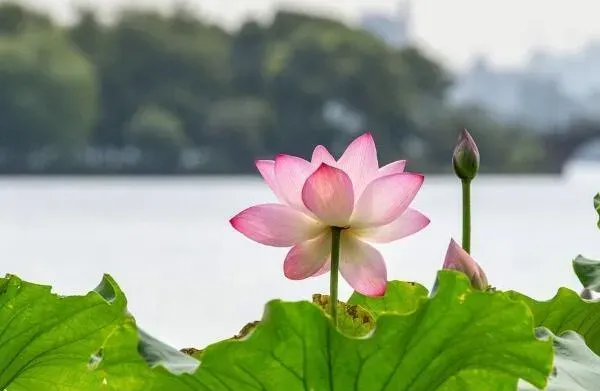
[309,162,342,177]
[311,145,336,165]
[316,162,334,170]
[423,215,431,227]
[355,132,375,145]
[394,159,407,169]
[229,214,242,230]
[448,238,461,248]
[375,289,387,297]
[372,283,387,297]
[283,263,307,281]
[254,159,274,171]
[274,153,311,168]
[358,281,387,297]
[444,238,469,268]
[255,158,272,165]
[283,266,297,280]
[274,153,296,163]
[345,132,376,149]
[407,172,425,188]
[312,145,327,153]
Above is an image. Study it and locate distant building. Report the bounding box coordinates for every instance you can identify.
[450,56,579,130]
[527,42,600,99]
[360,0,413,47]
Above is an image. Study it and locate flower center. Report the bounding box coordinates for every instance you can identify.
[333,225,351,230]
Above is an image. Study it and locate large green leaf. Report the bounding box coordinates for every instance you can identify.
[510,288,600,356]
[573,255,600,292]
[0,274,129,390]
[161,270,551,391]
[0,273,215,391]
[1,271,553,390]
[519,329,600,391]
[0,272,210,391]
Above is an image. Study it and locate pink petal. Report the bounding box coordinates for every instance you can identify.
[302,164,354,227]
[354,208,430,243]
[377,160,406,177]
[312,257,331,276]
[443,239,488,290]
[351,173,424,228]
[230,204,323,247]
[339,234,387,296]
[283,232,331,280]
[337,133,379,198]
[444,239,468,269]
[274,154,316,212]
[311,145,336,166]
[255,160,286,202]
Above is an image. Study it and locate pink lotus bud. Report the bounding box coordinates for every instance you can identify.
[452,129,480,181]
[443,239,488,290]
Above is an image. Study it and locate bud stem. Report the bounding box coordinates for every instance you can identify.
[329,226,342,327]
[461,179,472,254]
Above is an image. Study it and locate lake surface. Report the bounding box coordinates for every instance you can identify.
[1,169,599,350]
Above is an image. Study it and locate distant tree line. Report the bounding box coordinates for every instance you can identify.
[0,3,551,174]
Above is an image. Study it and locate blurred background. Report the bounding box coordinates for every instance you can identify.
[1,0,599,349]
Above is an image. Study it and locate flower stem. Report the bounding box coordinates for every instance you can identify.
[461,179,472,253]
[330,226,342,327]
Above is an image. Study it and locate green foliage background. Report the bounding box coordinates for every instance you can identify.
[0,2,549,174]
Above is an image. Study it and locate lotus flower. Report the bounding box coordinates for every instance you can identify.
[230,133,429,296]
[443,239,488,290]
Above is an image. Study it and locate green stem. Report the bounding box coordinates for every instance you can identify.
[461,179,472,253]
[329,226,342,327]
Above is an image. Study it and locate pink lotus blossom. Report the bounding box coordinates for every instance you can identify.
[230,133,430,296]
[443,239,488,290]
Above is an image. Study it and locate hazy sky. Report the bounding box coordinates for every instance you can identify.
[18,0,600,70]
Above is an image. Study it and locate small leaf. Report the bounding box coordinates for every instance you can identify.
[573,255,600,292]
[519,328,600,391]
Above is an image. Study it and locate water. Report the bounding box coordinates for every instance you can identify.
[1,170,599,350]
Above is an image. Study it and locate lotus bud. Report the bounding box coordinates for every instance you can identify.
[443,239,488,290]
[453,129,480,181]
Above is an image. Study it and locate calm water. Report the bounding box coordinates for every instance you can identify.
[1,170,599,349]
